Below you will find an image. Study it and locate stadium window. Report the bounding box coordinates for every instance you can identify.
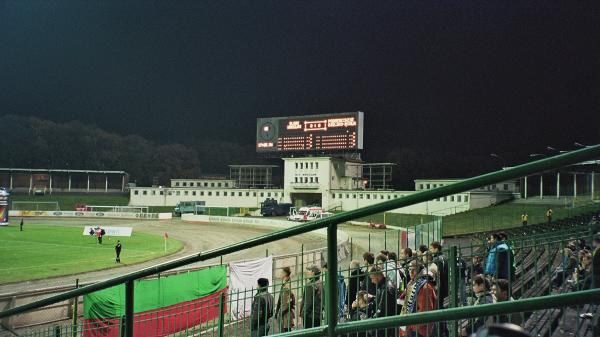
[208,191,212,196]
[332,193,335,199]
[175,182,180,187]
[151,190,156,195]
[433,184,437,188]
[315,162,318,169]
[443,196,447,201]
[267,192,271,197]
[504,184,509,190]
[134,190,139,195]
[387,195,391,199]
[159,191,164,195]
[300,163,303,169]
[359,194,364,199]
[182,182,187,187]
[394,194,398,198]
[366,194,370,199]
[192,191,196,196]
[295,163,298,169]
[457,195,461,202]
[304,177,308,183]
[419,184,424,190]
[426,184,431,189]
[305,162,308,169]
[246,192,250,196]
[380,195,384,200]
[260,192,264,197]
[353,194,356,199]
[204,182,208,187]
[238,192,242,196]
[253,192,257,197]
[339,194,343,198]
[218,183,222,187]
[200,191,204,196]
[176,191,180,196]
[184,191,188,196]
[315,177,318,183]
[294,177,298,183]
[225,183,229,187]
[450,196,454,202]
[310,162,313,169]
[216,191,219,196]
[465,195,469,202]
[210,183,214,187]
[310,177,313,183]
[223,191,227,196]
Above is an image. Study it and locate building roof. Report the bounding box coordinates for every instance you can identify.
[0,168,128,174]
[228,165,278,168]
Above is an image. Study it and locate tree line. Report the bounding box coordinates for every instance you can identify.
[0,115,263,186]
[0,115,500,189]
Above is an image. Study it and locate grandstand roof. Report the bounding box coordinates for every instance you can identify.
[0,168,128,175]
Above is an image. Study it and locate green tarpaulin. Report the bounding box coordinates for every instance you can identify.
[84,265,227,319]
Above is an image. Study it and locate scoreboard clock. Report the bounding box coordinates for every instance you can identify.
[256,111,364,154]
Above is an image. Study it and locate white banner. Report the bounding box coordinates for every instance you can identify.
[82,226,133,237]
[229,256,273,321]
[10,210,159,219]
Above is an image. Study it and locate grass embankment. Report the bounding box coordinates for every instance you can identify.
[354,202,598,237]
[0,224,182,283]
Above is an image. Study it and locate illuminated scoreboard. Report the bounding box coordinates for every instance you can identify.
[256,111,364,154]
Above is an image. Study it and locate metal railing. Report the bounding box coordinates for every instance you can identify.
[1,145,600,337]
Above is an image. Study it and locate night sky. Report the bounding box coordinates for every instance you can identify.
[1,1,599,165]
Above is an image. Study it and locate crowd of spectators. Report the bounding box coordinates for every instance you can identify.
[248,214,600,337]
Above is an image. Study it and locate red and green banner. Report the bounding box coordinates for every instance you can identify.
[83,266,227,337]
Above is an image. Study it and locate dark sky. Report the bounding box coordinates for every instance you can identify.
[1,0,599,163]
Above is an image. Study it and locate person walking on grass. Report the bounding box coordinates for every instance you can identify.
[115,240,122,263]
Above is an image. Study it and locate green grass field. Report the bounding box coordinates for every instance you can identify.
[0,224,183,283]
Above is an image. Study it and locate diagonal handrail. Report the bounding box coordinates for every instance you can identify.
[1,144,599,320]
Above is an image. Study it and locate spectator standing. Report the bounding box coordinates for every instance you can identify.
[19,218,23,231]
[347,260,364,309]
[592,237,600,288]
[362,252,377,296]
[251,278,274,337]
[546,208,553,223]
[429,242,448,305]
[401,260,437,337]
[551,245,578,289]
[369,266,398,337]
[521,213,528,226]
[493,279,523,325]
[471,256,484,278]
[572,250,593,291]
[485,234,510,279]
[274,267,295,333]
[300,265,323,328]
[345,291,372,337]
[461,275,495,336]
[417,245,428,264]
